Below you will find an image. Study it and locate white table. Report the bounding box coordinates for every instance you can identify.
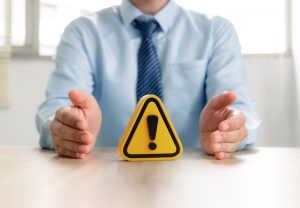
[0,147,299,208]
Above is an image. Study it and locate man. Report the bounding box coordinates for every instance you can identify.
[36,0,261,160]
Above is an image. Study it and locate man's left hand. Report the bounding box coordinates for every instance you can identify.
[200,92,248,160]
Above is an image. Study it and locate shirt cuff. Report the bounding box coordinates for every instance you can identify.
[36,113,55,150]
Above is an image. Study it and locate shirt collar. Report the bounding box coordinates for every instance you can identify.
[120,0,180,33]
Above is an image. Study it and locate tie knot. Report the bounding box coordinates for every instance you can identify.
[133,19,160,39]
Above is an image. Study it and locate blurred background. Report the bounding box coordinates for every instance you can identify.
[0,0,299,147]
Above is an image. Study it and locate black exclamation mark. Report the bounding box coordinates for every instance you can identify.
[147,115,158,150]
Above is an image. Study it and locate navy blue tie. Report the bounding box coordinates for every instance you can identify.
[133,19,163,102]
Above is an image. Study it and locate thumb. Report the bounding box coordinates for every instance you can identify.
[208,91,237,110]
[68,89,95,109]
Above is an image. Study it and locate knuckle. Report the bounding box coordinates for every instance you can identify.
[60,110,68,122]
[56,148,64,156]
[49,120,58,133]
[61,149,79,159]
[54,143,60,150]
[57,107,71,121]
[55,108,64,118]
[60,140,66,148]
[63,150,76,158]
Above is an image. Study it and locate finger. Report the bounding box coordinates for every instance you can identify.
[52,134,88,158]
[200,132,215,156]
[51,126,63,148]
[50,119,86,143]
[215,127,248,143]
[215,152,232,160]
[60,139,92,154]
[53,139,61,153]
[210,131,223,143]
[69,90,95,110]
[219,110,246,131]
[211,142,240,153]
[58,148,86,159]
[56,107,86,130]
[52,128,92,154]
[209,92,237,110]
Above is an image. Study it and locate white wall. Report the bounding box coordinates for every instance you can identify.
[0,56,297,147]
[245,55,296,146]
[0,58,53,146]
[292,0,300,146]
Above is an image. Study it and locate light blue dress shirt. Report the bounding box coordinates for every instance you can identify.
[36,0,261,149]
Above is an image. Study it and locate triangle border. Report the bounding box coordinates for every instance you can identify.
[122,97,181,158]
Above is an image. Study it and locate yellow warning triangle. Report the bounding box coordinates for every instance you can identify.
[118,95,183,161]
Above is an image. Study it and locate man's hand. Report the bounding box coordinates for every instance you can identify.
[200,92,248,160]
[49,90,102,159]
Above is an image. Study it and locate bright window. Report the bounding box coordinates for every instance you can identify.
[11,0,26,46]
[39,0,121,55]
[176,0,287,54]
[10,0,288,55]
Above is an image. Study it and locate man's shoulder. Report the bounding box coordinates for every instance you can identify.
[67,6,120,31]
[180,7,232,29]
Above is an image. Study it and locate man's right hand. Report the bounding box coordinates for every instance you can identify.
[49,90,102,159]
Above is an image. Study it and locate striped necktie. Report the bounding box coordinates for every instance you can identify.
[133,19,163,102]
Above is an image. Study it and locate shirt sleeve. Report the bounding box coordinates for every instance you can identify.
[36,17,96,149]
[205,17,261,150]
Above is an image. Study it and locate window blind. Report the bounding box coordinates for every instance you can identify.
[0,0,11,107]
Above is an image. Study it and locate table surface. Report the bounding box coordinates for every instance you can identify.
[0,147,299,208]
